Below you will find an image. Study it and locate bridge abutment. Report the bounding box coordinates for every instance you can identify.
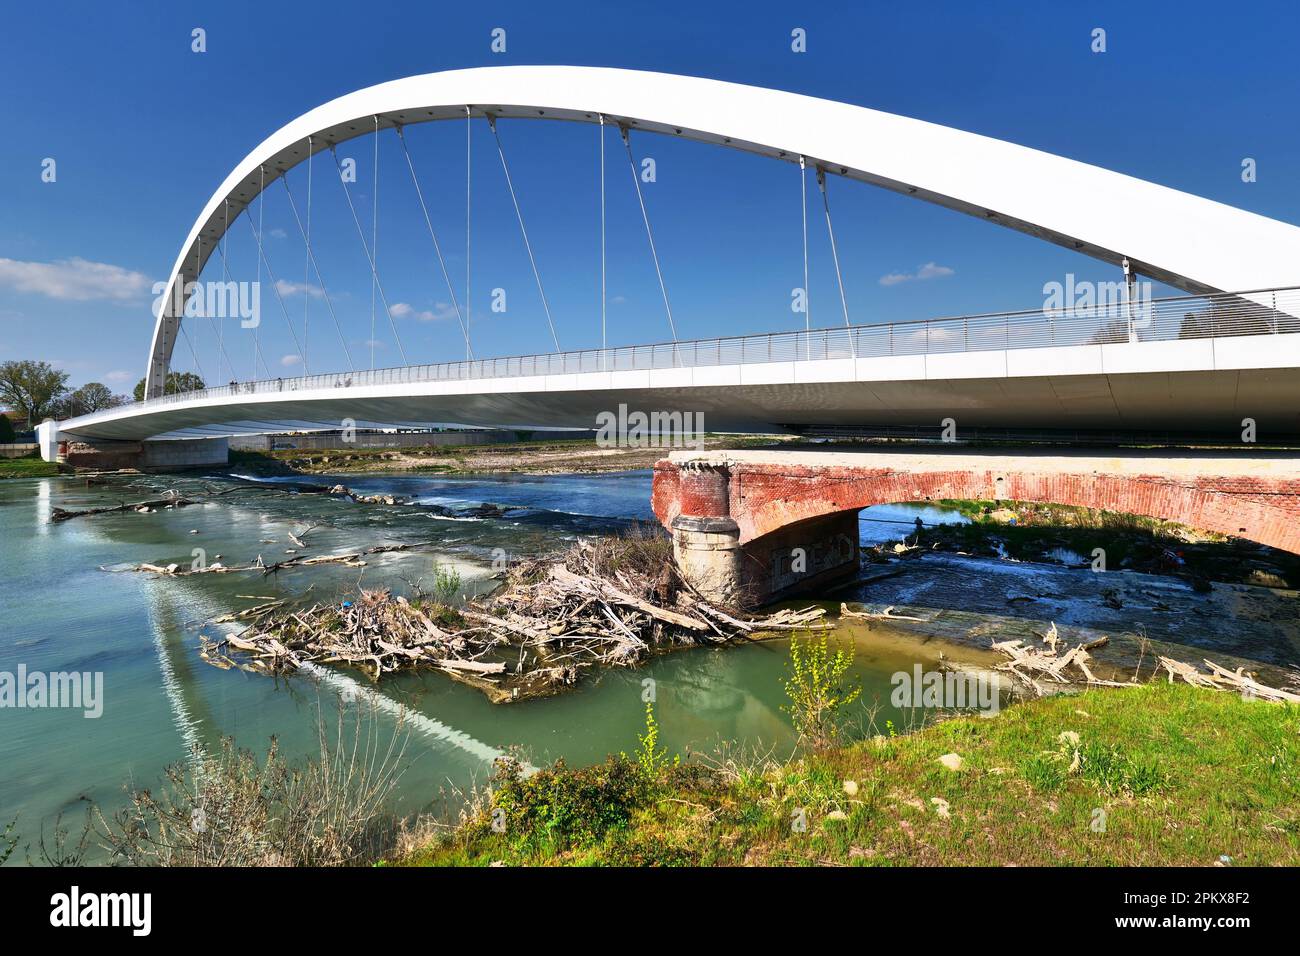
[54,436,229,472]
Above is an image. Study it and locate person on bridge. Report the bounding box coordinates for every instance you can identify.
[913,515,924,545]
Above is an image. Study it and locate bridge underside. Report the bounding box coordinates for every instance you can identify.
[52,356,1300,445]
[652,447,1300,607]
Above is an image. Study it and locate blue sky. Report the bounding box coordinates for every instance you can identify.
[2,0,1299,390]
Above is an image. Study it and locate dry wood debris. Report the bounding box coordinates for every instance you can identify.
[200,536,829,703]
[1157,656,1300,703]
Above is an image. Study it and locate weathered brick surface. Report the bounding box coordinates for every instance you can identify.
[652,459,1300,555]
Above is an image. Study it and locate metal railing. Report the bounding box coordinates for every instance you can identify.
[138,286,1300,409]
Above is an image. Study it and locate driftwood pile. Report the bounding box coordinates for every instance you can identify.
[991,622,1300,703]
[1157,656,1300,703]
[201,538,829,703]
[990,622,1126,696]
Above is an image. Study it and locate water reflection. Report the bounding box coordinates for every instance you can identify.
[2,469,1296,860]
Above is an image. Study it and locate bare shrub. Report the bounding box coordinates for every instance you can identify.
[96,700,409,866]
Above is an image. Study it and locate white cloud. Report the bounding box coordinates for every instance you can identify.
[269,228,288,240]
[390,301,458,322]
[0,256,153,302]
[104,369,133,383]
[878,261,955,287]
[280,354,302,367]
[274,279,323,298]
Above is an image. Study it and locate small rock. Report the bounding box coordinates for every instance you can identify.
[930,797,951,819]
[843,779,859,797]
[938,753,963,772]
[826,810,848,822]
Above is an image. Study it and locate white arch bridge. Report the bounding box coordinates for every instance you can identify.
[41,66,1300,458]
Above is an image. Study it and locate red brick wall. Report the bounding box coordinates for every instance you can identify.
[653,460,1300,555]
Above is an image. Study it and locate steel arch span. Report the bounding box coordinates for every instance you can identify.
[146,65,1300,397]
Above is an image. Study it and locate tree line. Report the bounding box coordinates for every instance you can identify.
[0,359,205,439]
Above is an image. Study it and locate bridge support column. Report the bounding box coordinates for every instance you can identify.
[59,437,229,472]
[660,460,861,608]
[37,420,60,463]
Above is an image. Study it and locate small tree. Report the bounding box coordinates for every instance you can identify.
[51,382,125,418]
[133,371,205,402]
[0,360,68,424]
[782,632,861,748]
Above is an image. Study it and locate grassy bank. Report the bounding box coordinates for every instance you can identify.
[0,455,60,479]
[402,683,1300,866]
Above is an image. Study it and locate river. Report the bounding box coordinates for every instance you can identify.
[2,468,1297,860]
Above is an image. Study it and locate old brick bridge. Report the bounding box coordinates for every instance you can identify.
[652,447,1300,606]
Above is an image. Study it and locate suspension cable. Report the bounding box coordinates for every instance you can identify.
[246,192,310,373]
[219,200,231,379]
[395,124,472,359]
[177,308,206,386]
[254,165,268,378]
[599,114,607,358]
[621,126,677,343]
[330,140,409,366]
[799,156,810,335]
[816,167,854,353]
[487,115,561,352]
[302,134,311,374]
[465,106,472,360]
[212,204,269,379]
[195,237,236,382]
[281,170,356,372]
[370,116,379,369]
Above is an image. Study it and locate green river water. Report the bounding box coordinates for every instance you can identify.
[2,468,1296,861]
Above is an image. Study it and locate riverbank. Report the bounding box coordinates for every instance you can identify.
[228,435,786,477]
[401,681,1300,866]
[0,455,60,478]
[884,498,1300,590]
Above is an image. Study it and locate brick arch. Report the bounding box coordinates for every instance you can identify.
[652,459,1300,556]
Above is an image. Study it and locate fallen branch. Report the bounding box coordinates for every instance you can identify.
[51,491,197,522]
[201,533,835,702]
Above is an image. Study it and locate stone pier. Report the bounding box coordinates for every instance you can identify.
[38,422,229,472]
[653,446,1300,608]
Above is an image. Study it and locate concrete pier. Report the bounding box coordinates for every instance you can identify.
[41,431,230,472]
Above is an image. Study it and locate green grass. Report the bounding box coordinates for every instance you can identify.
[0,455,60,478]
[400,683,1300,866]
